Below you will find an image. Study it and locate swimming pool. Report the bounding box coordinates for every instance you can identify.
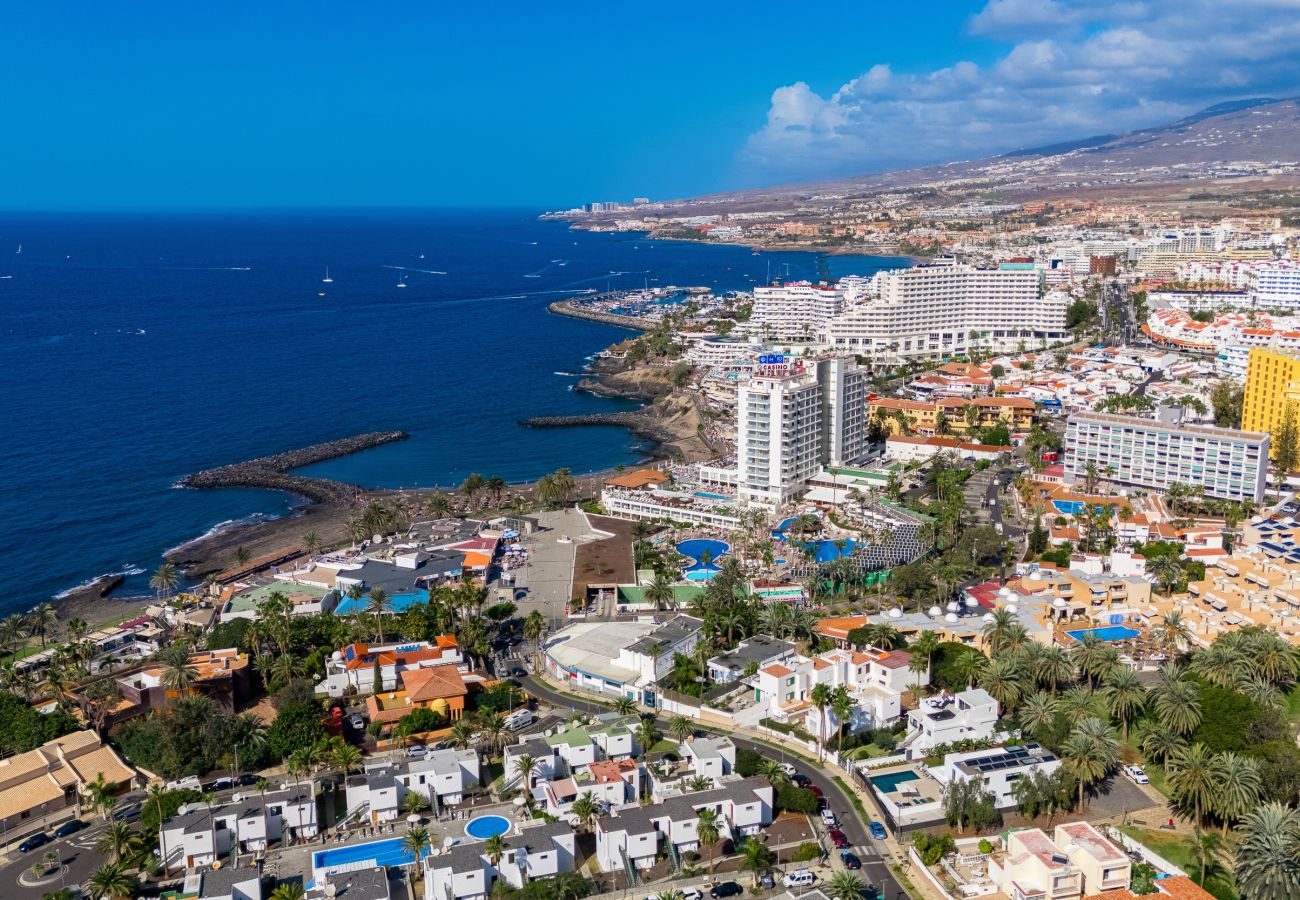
[335,591,428,615]
[676,539,730,572]
[465,815,512,840]
[693,491,729,500]
[313,837,424,875]
[1066,626,1141,643]
[685,570,716,582]
[870,770,920,794]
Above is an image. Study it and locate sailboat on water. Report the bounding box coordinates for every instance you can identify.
[322,267,333,283]
[15,244,21,254]
[396,274,408,288]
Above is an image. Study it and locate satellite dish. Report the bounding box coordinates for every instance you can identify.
[888,607,902,619]
[945,613,958,622]
[1007,604,1019,614]
[928,606,942,617]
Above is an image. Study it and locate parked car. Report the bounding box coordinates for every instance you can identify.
[783,870,817,888]
[820,808,838,827]
[790,773,811,787]
[208,776,234,792]
[236,774,260,787]
[681,889,703,900]
[510,667,526,678]
[710,882,743,898]
[868,821,888,841]
[807,785,823,798]
[53,819,86,839]
[779,763,796,776]
[829,829,850,849]
[348,714,366,731]
[1124,764,1149,785]
[18,832,50,852]
[407,745,428,758]
[841,851,861,870]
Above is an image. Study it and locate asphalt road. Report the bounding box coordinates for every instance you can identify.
[519,674,909,900]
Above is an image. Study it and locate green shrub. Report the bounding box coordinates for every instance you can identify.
[775,784,819,814]
[792,842,822,862]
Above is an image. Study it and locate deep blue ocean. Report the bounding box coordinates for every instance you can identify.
[0,209,906,612]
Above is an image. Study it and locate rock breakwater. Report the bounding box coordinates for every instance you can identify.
[547,299,651,331]
[181,431,409,505]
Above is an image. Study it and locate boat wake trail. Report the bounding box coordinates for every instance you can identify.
[383,265,448,275]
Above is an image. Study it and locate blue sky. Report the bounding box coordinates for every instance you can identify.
[2,1,1297,209]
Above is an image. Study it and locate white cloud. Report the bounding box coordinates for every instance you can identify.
[739,0,1300,184]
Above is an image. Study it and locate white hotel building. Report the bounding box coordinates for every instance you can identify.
[1065,411,1269,503]
[737,357,867,506]
[751,281,846,341]
[823,264,1069,363]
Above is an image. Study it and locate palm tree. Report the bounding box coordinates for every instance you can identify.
[637,717,659,753]
[367,588,391,643]
[1060,719,1118,809]
[148,782,172,873]
[483,832,507,868]
[157,644,197,695]
[478,713,507,760]
[302,530,323,558]
[979,657,1025,713]
[613,696,636,715]
[571,791,599,833]
[27,602,60,648]
[1152,610,1192,657]
[86,861,139,900]
[1235,802,1300,900]
[697,808,721,874]
[1101,666,1145,740]
[810,682,832,759]
[401,792,431,815]
[234,544,251,568]
[1152,671,1202,736]
[1148,555,1184,597]
[66,617,88,643]
[449,720,476,749]
[738,837,773,888]
[754,759,788,788]
[401,825,432,862]
[94,822,141,864]
[688,776,712,792]
[0,614,29,660]
[827,871,866,900]
[1058,686,1102,727]
[84,772,116,821]
[1214,751,1262,836]
[1018,692,1058,740]
[644,571,677,611]
[523,610,547,669]
[514,753,538,798]
[269,884,306,900]
[831,684,854,756]
[667,714,694,744]
[461,473,486,507]
[1033,645,1075,695]
[1138,723,1187,765]
[982,608,1018,654]
[953,650,986,690]
[332,743,363,776]
[150,561,180,600]
[1166,743,1220,833]
[486,476,507,507]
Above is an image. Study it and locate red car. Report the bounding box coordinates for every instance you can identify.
[829,829,850,849]
[808,785,823,798]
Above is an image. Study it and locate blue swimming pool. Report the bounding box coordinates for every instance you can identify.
[313,837,424,875]
[808,539,857,563]
[335,591,428,615]
[693,491,729,500]
[465,815,511,840]
[1066,626,1141,643]
[685,570,715,582]
[870,770,920,794]
[677,539,730,572]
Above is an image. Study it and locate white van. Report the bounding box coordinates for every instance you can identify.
[166,776,202,792]
[783,870,817,888]
[504,709,534,731]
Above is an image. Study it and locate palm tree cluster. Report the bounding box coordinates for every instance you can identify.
[533,467,577,507]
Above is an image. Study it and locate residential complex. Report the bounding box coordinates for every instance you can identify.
[823,263,1069,362]
[1064,411,1269,503]
[750,281,845,341]
[0,730,137,834]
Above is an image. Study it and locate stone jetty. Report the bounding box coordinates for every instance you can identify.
[181,431,409,505]
[519,411,676,448]
[547,298,652,331]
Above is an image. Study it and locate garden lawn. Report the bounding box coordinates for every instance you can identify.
[1118,826,1238,900]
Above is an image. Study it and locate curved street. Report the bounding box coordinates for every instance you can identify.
[518,671,913,900]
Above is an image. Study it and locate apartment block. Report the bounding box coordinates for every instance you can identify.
[751,281,845,341]
[1242,347,1300,457]
[1065,411,1268,503]
[824,264,1067,362]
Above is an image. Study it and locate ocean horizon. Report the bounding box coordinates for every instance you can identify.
[0,208,907,614]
